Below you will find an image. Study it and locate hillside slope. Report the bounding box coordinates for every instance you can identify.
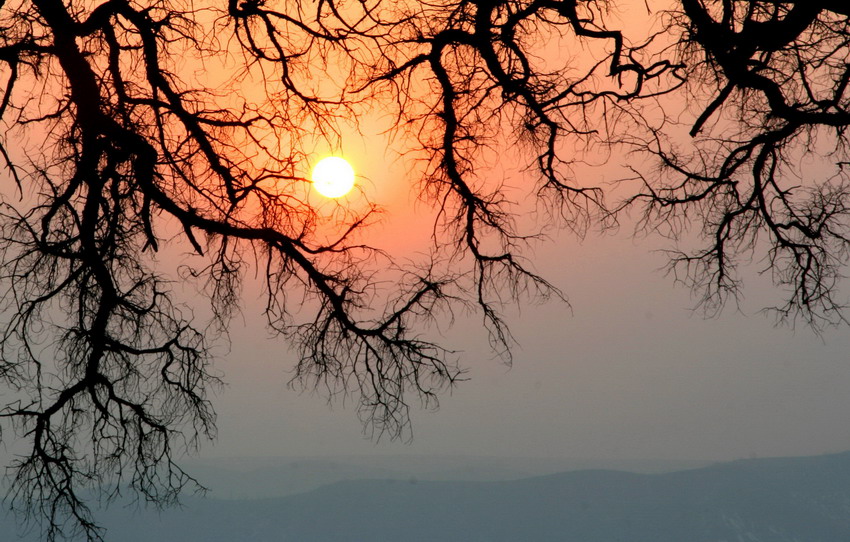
[5,452,850,541]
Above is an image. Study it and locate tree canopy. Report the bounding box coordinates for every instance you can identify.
[0,0,848,538]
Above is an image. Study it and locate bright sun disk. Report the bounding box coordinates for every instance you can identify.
[312,156,355,198]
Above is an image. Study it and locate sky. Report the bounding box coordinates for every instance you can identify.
[204,142,850,463]
[4,0,849,478]
[187,1,850,465]
[184,27,850,462]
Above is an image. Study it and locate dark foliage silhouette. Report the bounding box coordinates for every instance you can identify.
[0,0,847,539]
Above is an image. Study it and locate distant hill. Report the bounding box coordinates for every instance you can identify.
[181,455,710,499]
[4,451,850,541]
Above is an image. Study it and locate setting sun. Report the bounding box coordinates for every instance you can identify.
[312,156,355,198]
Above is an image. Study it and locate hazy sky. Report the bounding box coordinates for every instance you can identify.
[208,178,850,462]
[189,6,850,464]
[7,0,845,471]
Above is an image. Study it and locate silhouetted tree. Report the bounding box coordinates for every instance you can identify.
[0,0,847,539]
[626,0,850,327]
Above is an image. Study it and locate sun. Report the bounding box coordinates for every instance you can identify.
[311,156,355,198]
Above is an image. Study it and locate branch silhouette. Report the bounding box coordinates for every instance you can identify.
[0,1,847,539]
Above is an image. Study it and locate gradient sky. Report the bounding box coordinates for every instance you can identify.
[136,2,850,467]
[6,0,845,472]
[199,4,850,464]
[205,139,850,463]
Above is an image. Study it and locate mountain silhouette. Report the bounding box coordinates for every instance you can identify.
[5,451,850,541]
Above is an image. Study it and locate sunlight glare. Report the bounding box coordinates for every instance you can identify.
[312,156,355,198]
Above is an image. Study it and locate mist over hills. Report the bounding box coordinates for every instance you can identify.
[4,452,850,541]
[182,455,710,499]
